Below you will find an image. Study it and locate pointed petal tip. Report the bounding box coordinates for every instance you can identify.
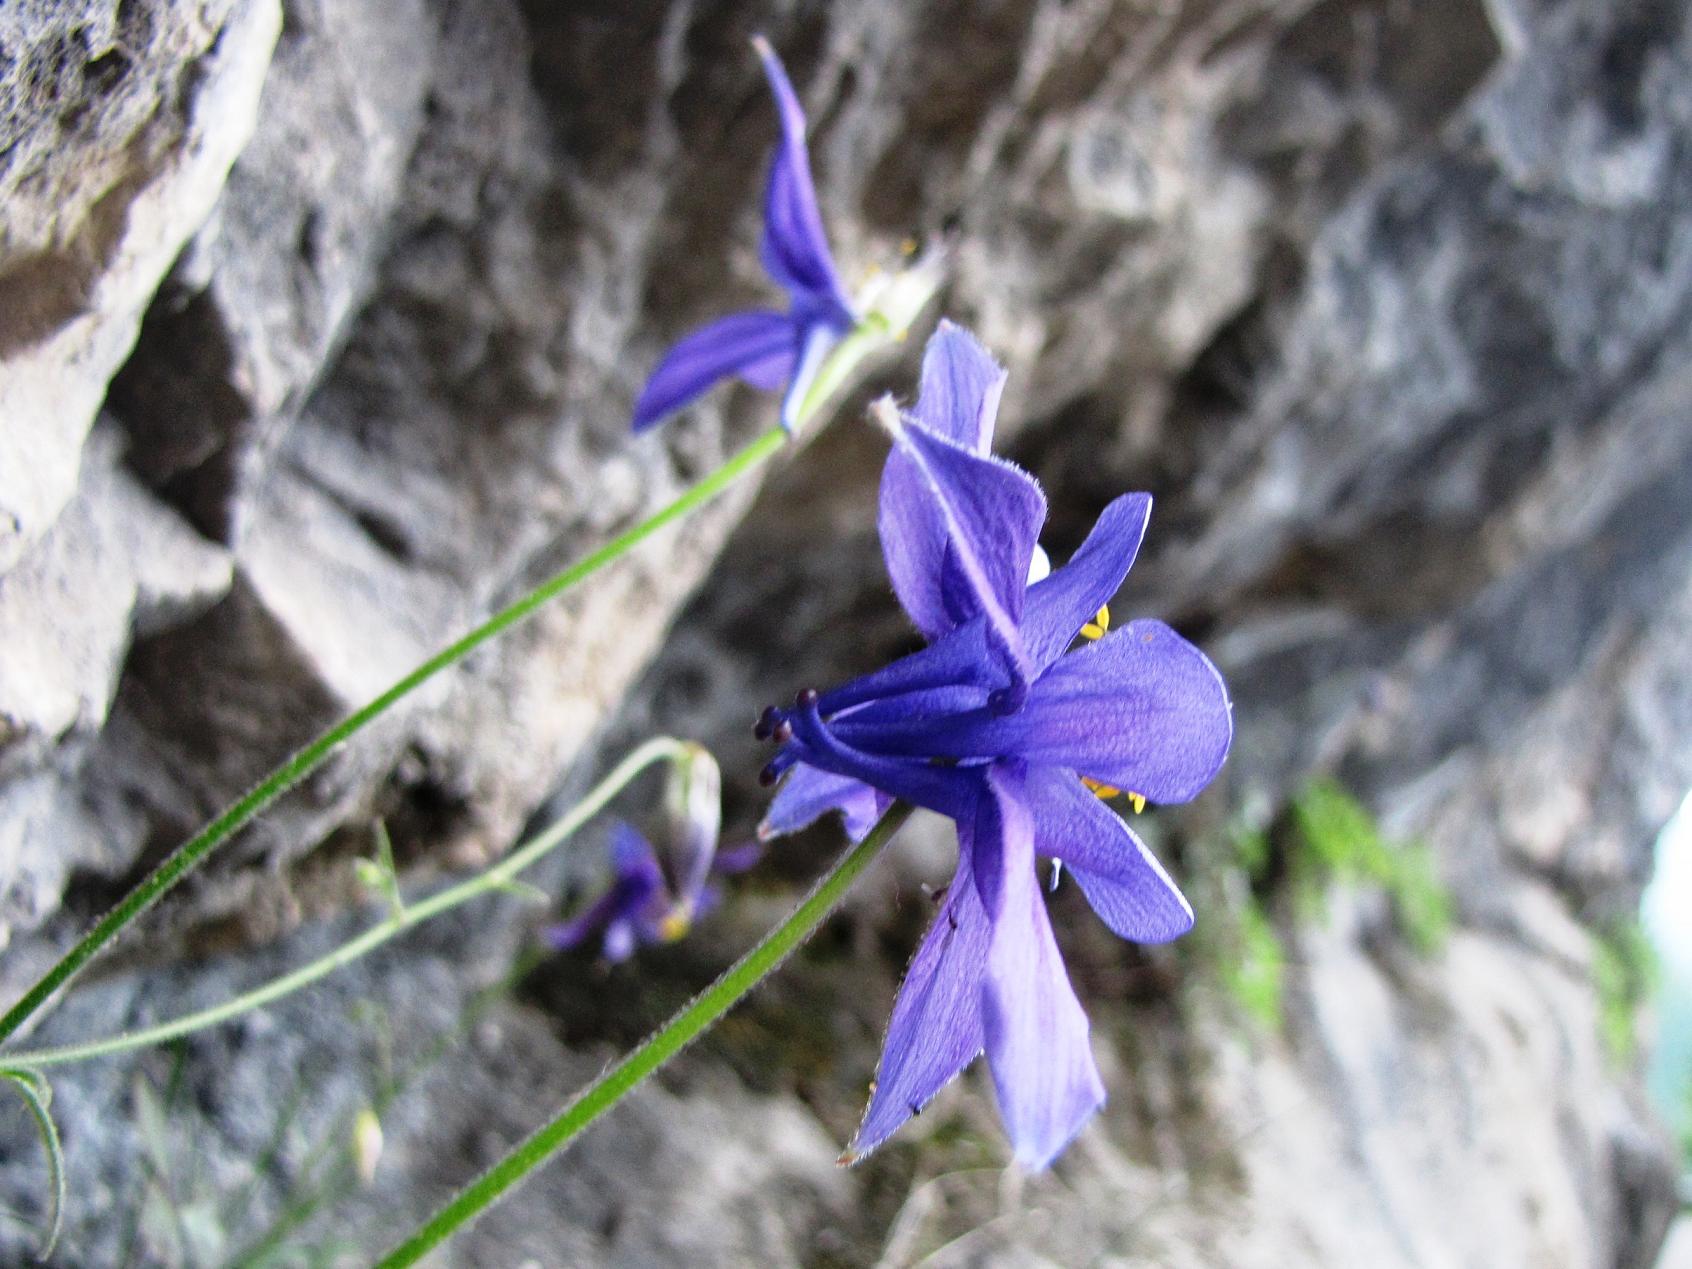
[630,399,669,433]
[836,1149,860,1167]
[870,395,905,437]
[1007,1084,1106,1172]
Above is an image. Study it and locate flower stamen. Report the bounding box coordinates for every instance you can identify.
[1080,776,1146,813]
[657,906,693,942]
[1080,604,1111,641]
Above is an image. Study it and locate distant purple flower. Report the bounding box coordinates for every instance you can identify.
[632,37,855,434]
[545,821,758,963]
[754,322,1232,1169]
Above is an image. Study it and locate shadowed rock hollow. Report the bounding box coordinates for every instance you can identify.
[0,0,1687,1263]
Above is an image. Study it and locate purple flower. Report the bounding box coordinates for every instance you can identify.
[544,823,698,962]
[754,322,1233,1168]
[632,37,855,434]
[545,823,764,962]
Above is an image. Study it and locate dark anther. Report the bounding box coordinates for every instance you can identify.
[987,680,1028,716]
[758,762,780,787]
[909,1101,922,1117]
[753,705,781,741]
[796,687,820,709]
[773,720,793,744]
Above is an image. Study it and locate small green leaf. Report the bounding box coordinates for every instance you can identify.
[374,820,398,880]
[356,822,406,921]
[2,1066,66,1260]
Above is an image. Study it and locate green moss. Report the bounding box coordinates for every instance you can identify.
[1192,780,1456,1033]
[1290,778,1394,885]
[1592,920,1657,1066]
[1218,899,1286,1029]
[1388,843,1453,955]
[1289,778,1452,955]
[1230,823,1272,880]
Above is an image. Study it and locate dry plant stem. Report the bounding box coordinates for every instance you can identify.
[1,739,695,1069]
[376,801,914,1268]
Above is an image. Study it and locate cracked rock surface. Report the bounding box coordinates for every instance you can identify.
[0,0,1686,1264]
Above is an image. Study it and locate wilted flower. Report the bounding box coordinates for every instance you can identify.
[632,37,855,434]
[755,322,1232,1168]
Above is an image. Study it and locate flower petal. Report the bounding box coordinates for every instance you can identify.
[879,326,1009,638]
[833,620,1232,804]
[632,309,799,431]
[878,408,1045,704]
[610,823,665,887]
[848,845,989,1160]
[777,316,843,433]
[909,320,1007,453]
[815,618,997,717]
[712,843,764,875]
[1022,765,1193,943]
[1022,493,1152,672]
[753,38,852,317]
[602,918,638,963]
[974,764,1106,1170]
[737,345,797,392]
[759,765,885,843]
[542,889,621,952]
[779,693,984,823]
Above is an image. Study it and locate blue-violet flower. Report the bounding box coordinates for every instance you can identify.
[547,747,755,961]
[754,322,1233,1168]
[632,37,855,434]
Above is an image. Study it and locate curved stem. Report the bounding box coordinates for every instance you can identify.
[1,738,692,1069]
[0,421,787,1048]
[376,801,913,1268]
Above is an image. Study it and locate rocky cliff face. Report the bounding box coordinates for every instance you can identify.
[0,0,1686,1264]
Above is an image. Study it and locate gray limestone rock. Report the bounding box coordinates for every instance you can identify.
[0,0,1687,1264]
[0,424,229,949]
[0,0,280,573]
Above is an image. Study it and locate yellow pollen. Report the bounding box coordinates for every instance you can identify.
[1080,604,1111,640]
[1080,776,1147,813]
[657,909,692,942]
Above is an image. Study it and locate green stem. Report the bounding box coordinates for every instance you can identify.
[376,802,913,1268]
[0,243,944,1051]
[0,240,947,1049]
[1,739,691,1069]
[0,425,785,1047]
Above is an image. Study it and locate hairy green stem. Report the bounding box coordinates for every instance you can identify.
[0,424,792,1046]
[0,242,947,1047]
[376,801,913,1267]
[1,739,692,1069]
